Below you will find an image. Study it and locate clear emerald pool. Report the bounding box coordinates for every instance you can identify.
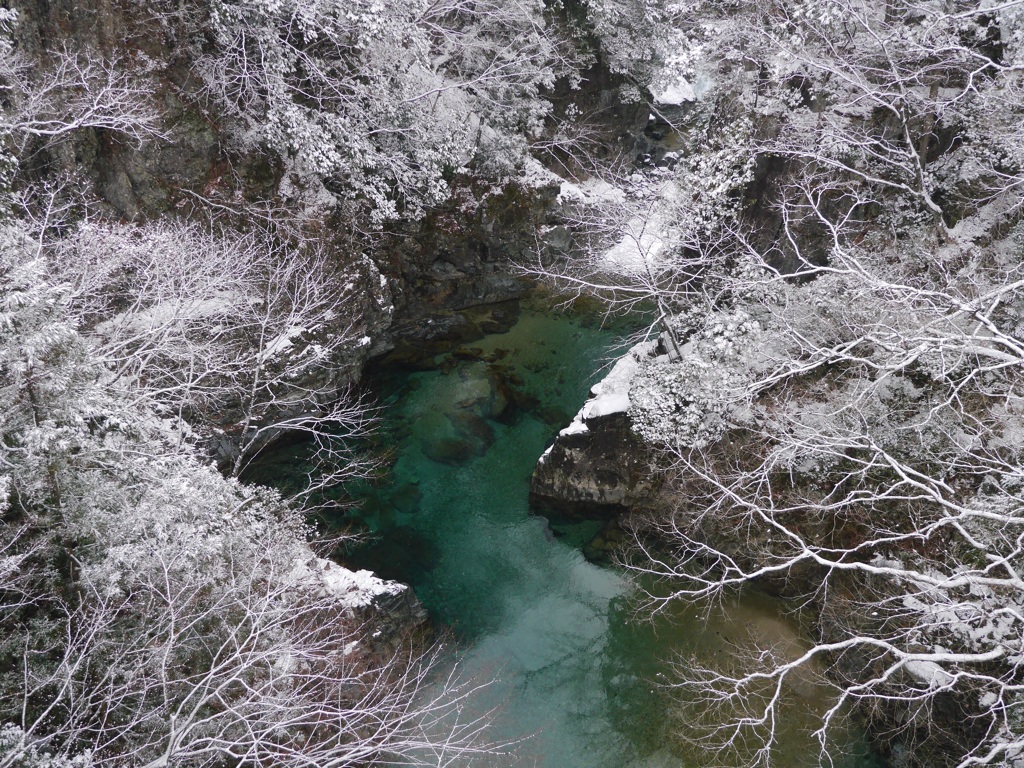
[266,300,884,767]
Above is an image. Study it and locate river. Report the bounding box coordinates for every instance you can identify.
[293,297,883,767]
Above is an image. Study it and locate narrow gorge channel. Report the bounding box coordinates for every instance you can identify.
[338,299,882,768]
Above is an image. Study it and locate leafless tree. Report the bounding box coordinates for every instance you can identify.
[628,224,1024,763]
[0,7,162,194]
[523,109,754,353]
[1,190,495,768]
[628,139,1024,768]
[42,216,381,502]
[529,1,1024,765]
[1,465,493,768]
[0,46,161,155]
[174,0,581,223]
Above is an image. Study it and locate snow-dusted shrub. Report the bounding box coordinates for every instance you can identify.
[0,725,93,768]
[675,112,756,235]
[629,308,763,448]
[193,0,572,222]
[0,233,483,768]
[579,0,666,83]
[629,355,742,448]
[0,10,15,216]
[45,217,379,488]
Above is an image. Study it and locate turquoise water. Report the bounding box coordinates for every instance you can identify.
[335,302,882,768]
[349,307,674,766]
[209,295,884,766]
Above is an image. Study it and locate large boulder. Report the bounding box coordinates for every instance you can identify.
[530,412,653,517]
[530,341,658,518]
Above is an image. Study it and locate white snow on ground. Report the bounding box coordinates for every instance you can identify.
[557,340,659,437]
[290,556,405,610]
[583,340,658,419]
[519,158,680,278]
[651,74,696,106]
[598,182,682,277]
[557,419,590,437]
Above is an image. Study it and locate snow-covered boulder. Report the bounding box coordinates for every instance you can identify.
[530,341,659,516]
[290,555,428,640]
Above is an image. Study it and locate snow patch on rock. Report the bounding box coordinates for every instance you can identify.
[556,177,628,207]
[522,157,566,191]
[652,75,696,106]
[558,418,590,437]
[291,556,406,611]
[558,340,659,437]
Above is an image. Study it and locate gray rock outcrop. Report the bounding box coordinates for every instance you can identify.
[530,341,658,517]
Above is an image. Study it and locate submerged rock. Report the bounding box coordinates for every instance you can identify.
[471,301,520,334]
[389,482,423,514]
[448,410,496,451]
[452,363,510,419]
[422,409,496,466]
[422,436,479,465]
[582,519,629,563]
